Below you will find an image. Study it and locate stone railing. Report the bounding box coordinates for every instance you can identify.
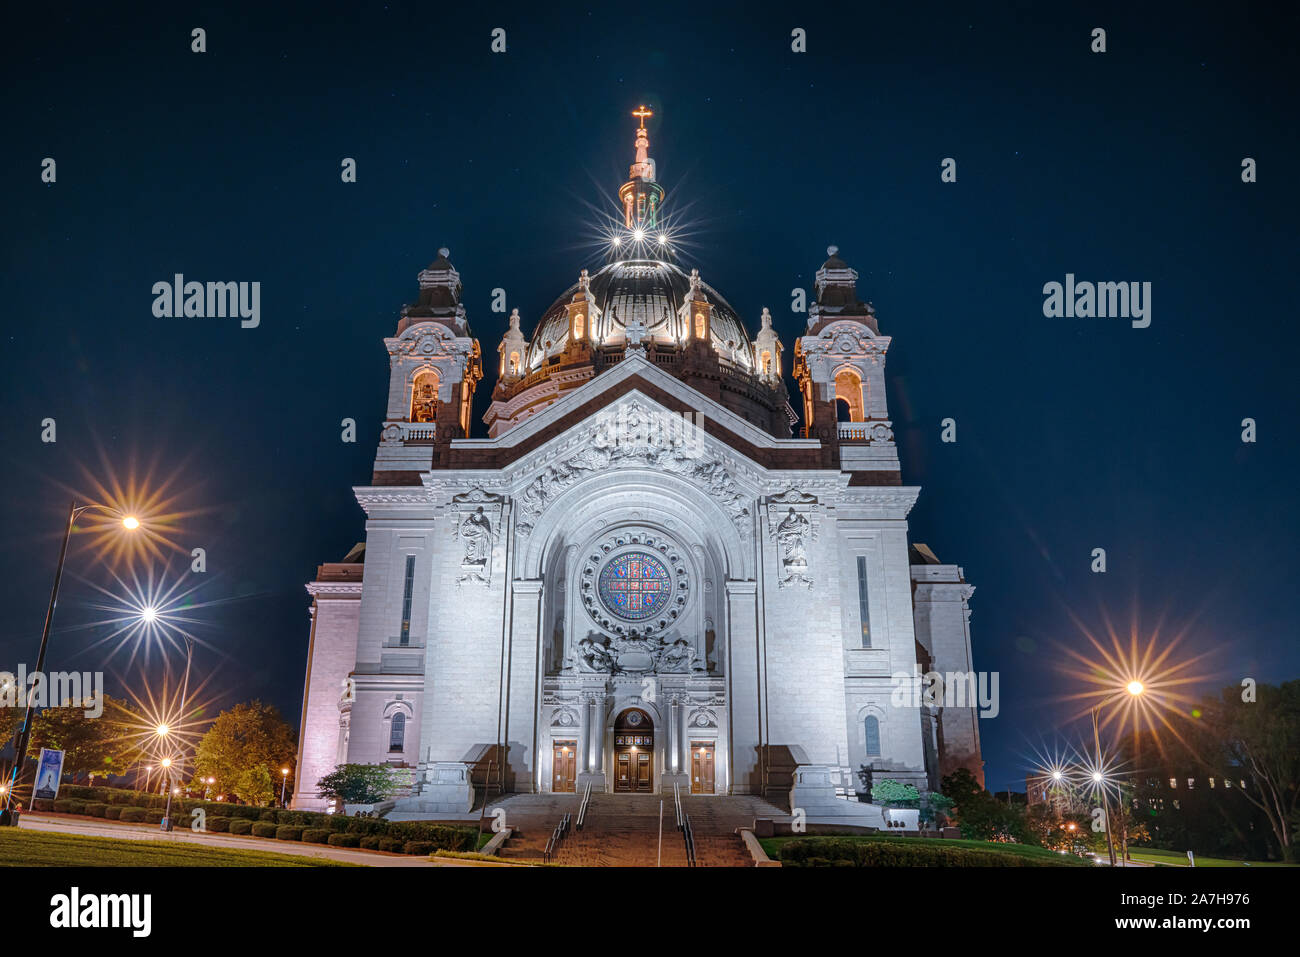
[380,421,436,443]
[838,420,894,444]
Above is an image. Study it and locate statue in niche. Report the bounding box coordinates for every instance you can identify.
[456,506,493,584]
[461,507,491,562]
[777,507,810,564]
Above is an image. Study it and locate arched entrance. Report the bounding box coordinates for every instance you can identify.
[613,708,654,793]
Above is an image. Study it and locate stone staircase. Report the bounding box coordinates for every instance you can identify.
[491,791,787,867]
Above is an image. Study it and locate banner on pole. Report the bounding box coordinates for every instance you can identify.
[33,748,65,801]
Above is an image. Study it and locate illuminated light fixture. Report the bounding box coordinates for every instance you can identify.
[140,606,159,624]
[1126,680,1144,696]
[1091,771,1103,783]
[122,515,140,530]
[1051,770,1063,781]
[658,233,668,245]
[611,236,621,247]
[633,228,645,242]
[155,723,169,737]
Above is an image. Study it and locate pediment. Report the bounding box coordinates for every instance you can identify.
[447,353,821,473]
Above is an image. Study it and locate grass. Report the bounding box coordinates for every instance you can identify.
[760,833,1089,866]
[1125,846,1295,868]
[1,829,354,867]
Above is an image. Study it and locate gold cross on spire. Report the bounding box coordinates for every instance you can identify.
[632,105,653,129]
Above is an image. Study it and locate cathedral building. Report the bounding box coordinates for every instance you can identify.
[293,112,983,821]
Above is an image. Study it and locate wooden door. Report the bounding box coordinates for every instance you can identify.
[552,740,576,792]
[691,742,715,794]
[613,733,654,792]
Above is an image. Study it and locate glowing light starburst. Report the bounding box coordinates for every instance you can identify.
[1056,608,1218,754]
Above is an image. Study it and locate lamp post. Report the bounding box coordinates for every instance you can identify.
[280,767,290,808]
[0,502,140,827]
[1090,705,1117,866]
[159,756,175,831]
[1090,679,1146,867]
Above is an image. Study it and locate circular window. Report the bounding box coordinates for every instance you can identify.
[597,551,673,622]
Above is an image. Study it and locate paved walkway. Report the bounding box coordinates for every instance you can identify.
[17,814,504,867]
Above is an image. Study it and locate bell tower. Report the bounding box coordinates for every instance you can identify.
[792,247,899,476]
[372,248,482,483]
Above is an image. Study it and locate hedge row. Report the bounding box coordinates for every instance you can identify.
[45,784,477,854]
[777,838,1072,867]
[48,780,478,847]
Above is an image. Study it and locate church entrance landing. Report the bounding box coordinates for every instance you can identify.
[613,708,653,793]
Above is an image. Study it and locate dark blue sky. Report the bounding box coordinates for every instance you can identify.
[2,1,1296,791]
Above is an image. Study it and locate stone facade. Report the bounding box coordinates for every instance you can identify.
[292,119,984,816]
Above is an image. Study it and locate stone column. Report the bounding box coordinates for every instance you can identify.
[504,579,543,792]
[577,690,607,791]
[726,580,761,794]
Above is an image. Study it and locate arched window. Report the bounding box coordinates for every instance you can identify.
[573,312,585,340]
[834,369,864,421]
[411,370,439,423]
[864,716,881,757]
[508,350,520,374]
[694,313,705,340]
[760,349,772,375]
[836,398,852,422]
[389,711,406,753]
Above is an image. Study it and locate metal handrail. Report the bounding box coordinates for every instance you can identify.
[543,811,571,863]
[682,812,697,867]
[576,782,593,830]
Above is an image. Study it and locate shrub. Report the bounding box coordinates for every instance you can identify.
[258,809,280,823]
[403,841,435,855]
[104,806,124,820]
[327,833,362,848]
[144,809,166,824]
[206,817,231,833]
[377,837,403,853]
[52,799,88,815]
[251,822,278,838]
[359,835,382,850]
[275,825,304,841]
[118,807,148,823]
[60,785,98,801]
[227,805,262,821]
[84,802,108,817]
[226,818,253,835]
[316,764,402,805]
[301,827,331,844]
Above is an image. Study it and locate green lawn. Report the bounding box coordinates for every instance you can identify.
[1126,846,1294,868]
[1,829,354,867]
[760,834,1089,866]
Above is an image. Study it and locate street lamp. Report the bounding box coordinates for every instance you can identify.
[0,502,141,826]
[159,756,175,831]
[280,767,290,807]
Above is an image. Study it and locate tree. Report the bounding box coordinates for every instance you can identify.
[193,701,296,803]
[316,764,403,805]
[235,764,275,806]
[1193,681,1300,862]
[27,695,136,782]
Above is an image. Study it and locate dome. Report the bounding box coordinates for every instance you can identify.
[524,259,754,372]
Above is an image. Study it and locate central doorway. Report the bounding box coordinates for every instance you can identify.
[613,708,654,793]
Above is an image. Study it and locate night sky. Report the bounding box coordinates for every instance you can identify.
[2,1,1296,793]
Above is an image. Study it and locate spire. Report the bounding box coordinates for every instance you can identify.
[619,106,664,233]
